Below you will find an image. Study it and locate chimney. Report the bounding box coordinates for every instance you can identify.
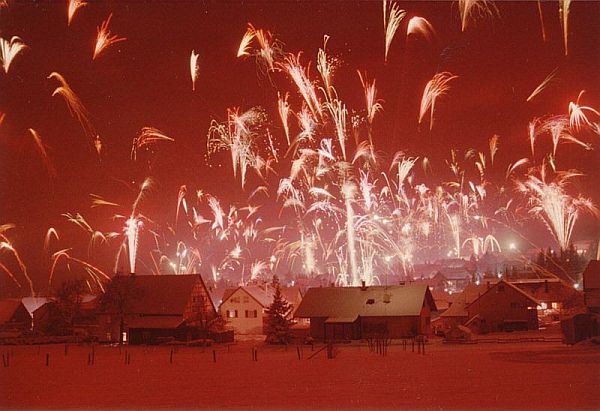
[360,280,367,291]
[544,279,549,293]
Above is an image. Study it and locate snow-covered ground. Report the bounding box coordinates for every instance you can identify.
[1,339,598,408]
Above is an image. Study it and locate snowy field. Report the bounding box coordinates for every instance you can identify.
[1,339,599,409]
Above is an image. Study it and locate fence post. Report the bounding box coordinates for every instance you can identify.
[213,350,217,363]
[296,346,301,360]
[45,353,49,367]
[170,349,174,364]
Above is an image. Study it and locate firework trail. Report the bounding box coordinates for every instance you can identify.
[0,230,34,296]
[47,72,97,148]
[358,71,383,126]
[568,91,600,131]
[93,13,126,60]
[278,92,292,146]
[518,164,598,250]
[131,127,175,160]
[489,135,499,166]
[536,0,547,42]
[526,68,557,102]
[383,0,405,62]
[44,228,60,252]
[237,25,255,57]
[317,35,336,102]
[326,98,348,161]
[458,0,498,32]
[207,107,267,188]
[560,0,571,56]
[49,248,109,292]
[280,53,322,118]
[406,16,436,42]
[0,36,26,73]
[419,72,458,130]
[27,128,56,179]
[190,50,200,91]
[67,0,86,26]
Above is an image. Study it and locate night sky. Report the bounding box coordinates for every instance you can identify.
[1,1,599,291]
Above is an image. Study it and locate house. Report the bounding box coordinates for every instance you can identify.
[96,274,217,344]
[436,280,539,334]
[294,284,436,341]
[465,280,539,333]
[219,286,302,335]
[510,278,581,312]
[582,260,600,313]
[0,299,32,335]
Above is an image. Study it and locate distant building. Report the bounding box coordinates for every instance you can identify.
[97,274,217,344]
[0,299,31,335]
[219,286,302,335]
[294,284,436,340]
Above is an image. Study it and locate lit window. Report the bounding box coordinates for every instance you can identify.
[551,302,558,309]
[539,302,548,310]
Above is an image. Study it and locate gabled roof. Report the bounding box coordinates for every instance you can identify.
[294,285,436,318]
[0,299,31,324]
[440,301,468,317]
[110,274,203,315]
[221,286,302,309]
[469,280,539,306]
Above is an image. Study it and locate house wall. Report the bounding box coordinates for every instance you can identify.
[309,317,326,340]
[467,284,538,332]
[1,304,32,332]
[220,291,265,334]
[361,316,421,338]
[184,280,218,325]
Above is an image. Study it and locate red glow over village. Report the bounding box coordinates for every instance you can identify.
[1,0,599,409]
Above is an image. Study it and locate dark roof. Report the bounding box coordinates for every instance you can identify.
[294,285,436,318]
[470,280,539,306]
[0,299,31,324]
[440,301,468,317]
[112,274,202,315]
[583,260,600,290]
[221,286,303,309]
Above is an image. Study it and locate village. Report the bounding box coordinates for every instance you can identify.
[1,253,599,408]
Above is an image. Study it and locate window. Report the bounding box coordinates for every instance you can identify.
[551,302,559,309]
[366,298,375,305]
[245,310,258,318]
[243,296,250,303]
[231,297,240,303]
[227,310,238,318]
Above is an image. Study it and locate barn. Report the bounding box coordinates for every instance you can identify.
[294,284,436,340]
[97,274,217,344]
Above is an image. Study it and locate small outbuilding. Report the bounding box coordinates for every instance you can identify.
[294,284,436,341]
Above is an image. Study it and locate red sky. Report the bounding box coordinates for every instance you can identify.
[1,1,599,289]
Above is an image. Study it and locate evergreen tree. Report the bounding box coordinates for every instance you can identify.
[264,279,292,344]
